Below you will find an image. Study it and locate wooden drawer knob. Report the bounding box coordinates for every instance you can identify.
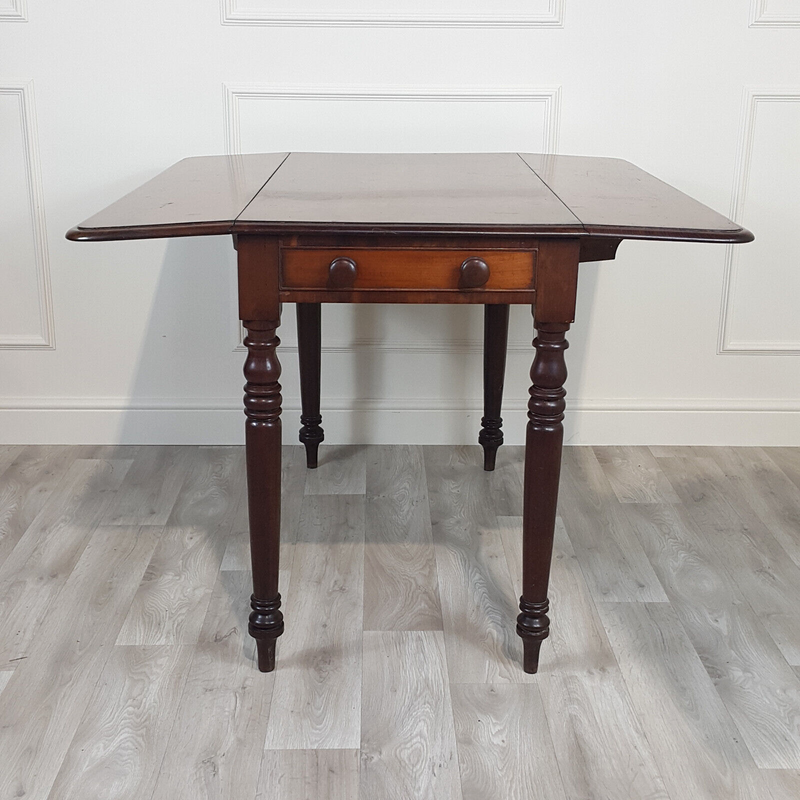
[328,256,358,289]
[459,257,490,289]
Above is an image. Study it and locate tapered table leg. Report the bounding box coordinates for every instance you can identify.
[296,303,324,469]
[517,319,569,673]
[243,319,284,672]
[479,304,510,471]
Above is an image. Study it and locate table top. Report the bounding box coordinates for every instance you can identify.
[67,152,752,244]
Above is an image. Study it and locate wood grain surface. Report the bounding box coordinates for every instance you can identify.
[69,153,288,240]
[451,683,566,800]
[363,445,443,632]
[361,630,461,800]
[48,644,194,800]
[0,458,132,663]
[69,152,751,243]
[423,446,526,683]
[259,750,360,800]
[597,600,773,800]
[0,445,798,800]
[264,495,365,750]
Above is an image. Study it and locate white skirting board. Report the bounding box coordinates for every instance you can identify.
[0,399,797,446]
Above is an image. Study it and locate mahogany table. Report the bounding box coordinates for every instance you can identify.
[68,153,753,674]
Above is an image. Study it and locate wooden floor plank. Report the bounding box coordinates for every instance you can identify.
[759,769,800,800]
[101,445,190,526]
[558,447,668,602]
[594,445,682,503]
[598,600,772,800]
[423,446,526,684]
[364,445,442,631]
[625,501,800,769]
[264,495,365,750]
[259,750,360,800]
[151,641,274,800]
[164,446,246,534]
[0,524,162,800]
[451,683,566,800]
[0,445,23,475]
[3,443,798,800]
[361,630,462,800]
[304,445,367,495]
[116,448,247,646]
[763,447,800,493]
[48,644,194,800]
[710,447,800,568]
[0,458,133,664]
[658,455,800,666]
[499,516,619,673]
[0,445,80,569]
[115,525,225,646]
[483,445,525,517]
[538,666,670,800]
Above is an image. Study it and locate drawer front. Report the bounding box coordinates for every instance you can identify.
[280,247,536,292]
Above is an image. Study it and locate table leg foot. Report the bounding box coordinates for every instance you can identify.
[517,597,550,674]
[479,423,502,471]
[250,593,284,673]
[300,426,322,469]
[255,639,277,672]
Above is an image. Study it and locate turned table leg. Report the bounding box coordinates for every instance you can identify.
[243,319,284,672]
[479,304,509,471]
[517,318,569,673]
[296,302,324,469]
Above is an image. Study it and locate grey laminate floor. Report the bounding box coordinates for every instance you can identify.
[0,443,799,799]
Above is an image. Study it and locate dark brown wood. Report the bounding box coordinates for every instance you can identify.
[579,236,622,263]
[459,257,491,289]
[239,236,284,673]
[237,236,281,321]
[68,152,752,244]
[519,153,754,243]
[479,304,509,471]
[327,256,358,289]
[67,153,756,677]
[239,152,582,235]
[534,239,581,323]
[66,153,288,241]
[518,317,571,673]
[279,288,536,305]
[296,303,324,468]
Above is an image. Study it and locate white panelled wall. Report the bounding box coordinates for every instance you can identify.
[1,0,798,445]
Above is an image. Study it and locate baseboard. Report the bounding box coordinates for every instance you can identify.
[0,397,797,446]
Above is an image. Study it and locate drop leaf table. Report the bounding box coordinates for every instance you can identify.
[68,152,752,673]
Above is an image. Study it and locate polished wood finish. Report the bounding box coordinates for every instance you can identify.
[68,152,753,244]
[518,319,571,673]
[479,304,509,471]
[281,246,535,293]
[326,256,358,289]
[67,152,754,679]
[240,237,285,672]
[67,153,288,241]
[519,153,753,242]
[296,303,324,469]
[459,256,491,289]
[239,152,580,235]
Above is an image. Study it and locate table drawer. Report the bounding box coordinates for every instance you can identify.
[280,248,536,292]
